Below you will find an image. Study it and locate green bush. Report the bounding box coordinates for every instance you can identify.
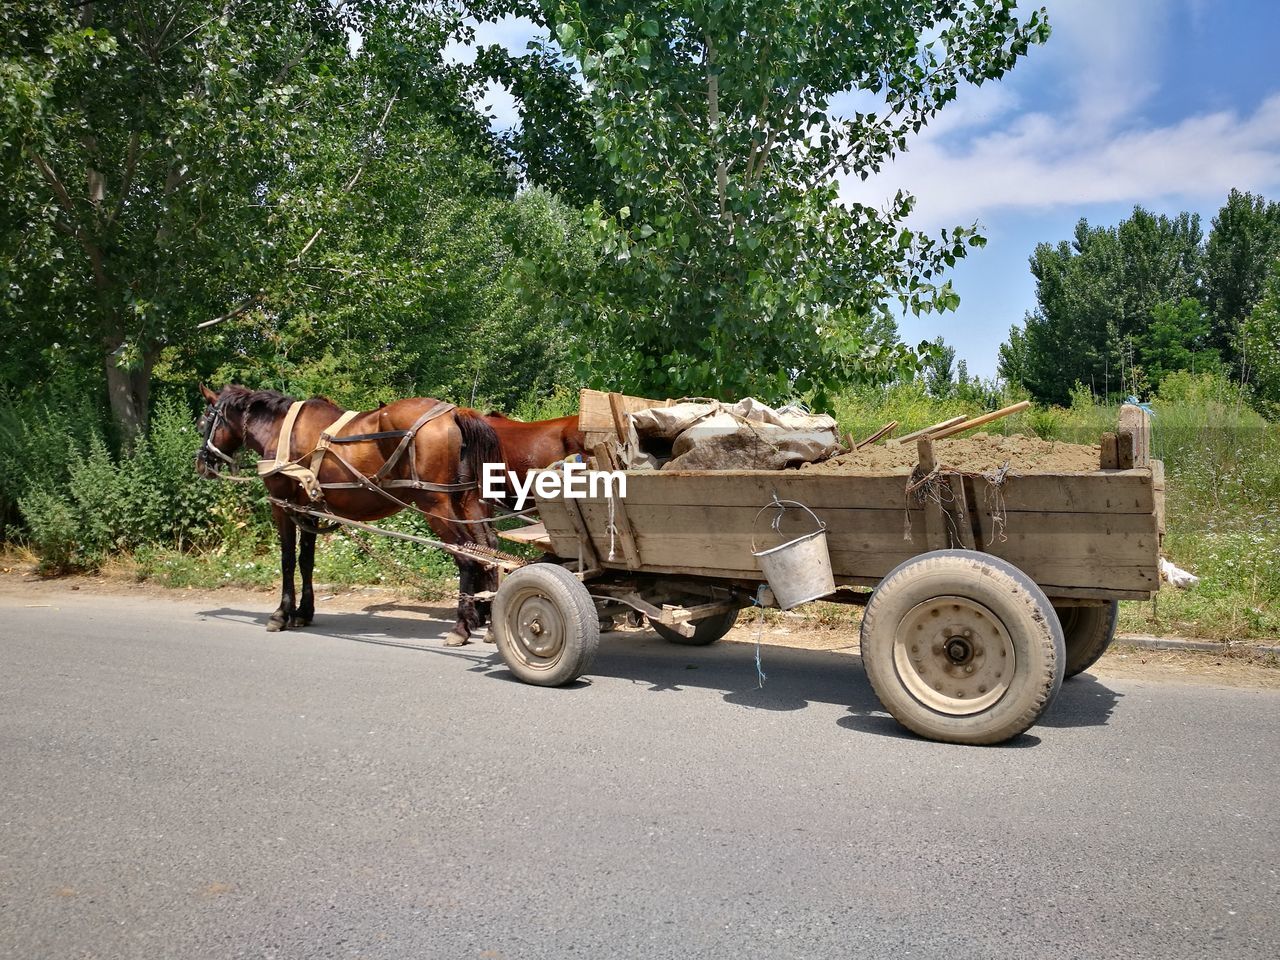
[0,385,104,536]
[14,398,270,571]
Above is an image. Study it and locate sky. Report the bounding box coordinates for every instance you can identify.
[463,1,1280,378]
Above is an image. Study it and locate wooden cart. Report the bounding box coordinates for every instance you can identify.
[491,405,1164,745]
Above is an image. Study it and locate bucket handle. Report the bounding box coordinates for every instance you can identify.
[751,497,827,555]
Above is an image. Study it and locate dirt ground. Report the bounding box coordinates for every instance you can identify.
[804,432,1101,474]
[2,563,1276,691]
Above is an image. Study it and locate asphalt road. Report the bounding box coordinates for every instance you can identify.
[2,590,1278,960]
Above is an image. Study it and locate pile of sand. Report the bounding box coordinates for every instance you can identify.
[802,432,1101,475]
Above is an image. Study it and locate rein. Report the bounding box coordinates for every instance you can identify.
[199,401,257,483]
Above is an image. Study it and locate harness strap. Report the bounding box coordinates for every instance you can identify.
[371,400,456,484]
[256,399,469,503]
[256,401,325,499]
[307,409,361,483]
[327,429,411,443]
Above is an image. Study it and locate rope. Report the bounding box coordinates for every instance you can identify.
[904,462,1011,547]
[607,494,618,561]
[981,464,1011,545]
[751,584,769,688]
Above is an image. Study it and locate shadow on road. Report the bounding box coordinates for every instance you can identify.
[195,605,1122,741]
[195,604,501,665]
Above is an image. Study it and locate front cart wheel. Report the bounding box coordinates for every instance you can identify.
[1054,601,1119,679]
[651,608,740,646]
[860,550,1064,745]
[493,564,600,687]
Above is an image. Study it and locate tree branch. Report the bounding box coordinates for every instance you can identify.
[28,148,78,218]
[289,87,398,267]
[196,292,263,330]
[199,85,400,331]
[106,131,141,228]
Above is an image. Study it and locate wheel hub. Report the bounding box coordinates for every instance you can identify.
[513,596,565,660]
[892,596,1015,716]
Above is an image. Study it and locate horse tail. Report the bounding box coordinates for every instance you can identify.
[454,410,502,489]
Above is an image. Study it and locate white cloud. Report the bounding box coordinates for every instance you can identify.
[839,0,1280,227]
[843,94,1280,225]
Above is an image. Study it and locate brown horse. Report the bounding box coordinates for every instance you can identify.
[477,412,587,487]
[196,384,501,644]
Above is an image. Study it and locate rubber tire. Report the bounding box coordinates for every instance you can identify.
[860,550,1065,745]
[492,564,599,687]
[651,608,740,646]
[1054,601,1119,679]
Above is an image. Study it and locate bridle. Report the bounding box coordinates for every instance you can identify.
[198,400,251,480]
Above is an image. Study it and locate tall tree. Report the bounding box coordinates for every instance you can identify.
[1138,298,1221,390]
[1203,188,1280,369]
[504,1,1048,404]
[1240,259,1280,416]
[1002,208,1205,404]
[0,1,494,441]
[924,337,956,397]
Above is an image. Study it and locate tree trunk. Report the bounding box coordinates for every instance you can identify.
[104,347,154,447]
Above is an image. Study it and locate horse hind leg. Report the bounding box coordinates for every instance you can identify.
[420,499,483,647]
[445,558,483,647]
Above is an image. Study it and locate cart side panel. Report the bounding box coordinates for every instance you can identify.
[537,469,1160,599]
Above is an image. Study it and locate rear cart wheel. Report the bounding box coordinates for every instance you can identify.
[1054,601,1119,679]
[651,608,740,646]
[860,550,1064,745]
[493,564,599,687]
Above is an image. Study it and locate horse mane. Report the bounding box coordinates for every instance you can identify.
[218,385,341,430]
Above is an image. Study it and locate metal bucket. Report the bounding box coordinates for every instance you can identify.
[751,499,836,610]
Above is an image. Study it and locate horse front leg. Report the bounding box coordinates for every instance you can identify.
[268,507,298,632]
[291,527,317,628]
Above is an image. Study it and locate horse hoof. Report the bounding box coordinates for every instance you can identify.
[444,631,470,647]
[266,619,286,633]
[483,628,497,644]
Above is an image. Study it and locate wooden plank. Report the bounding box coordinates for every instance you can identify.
[898,415,968,444]
[607,392,631,442]
[1151,457,1166,536]
[928,400,1031,440]
[1100,432,1120,469]
[949,473,978,550]
[608,469,1157,515]
[578,388,673,437]
[854,420,898,449]
[1117,404,1151,468]
[496,521,552,550]
[607,492,642,569]
[913,438,949,551]
[592,441,622,473]
[562,496,601,570]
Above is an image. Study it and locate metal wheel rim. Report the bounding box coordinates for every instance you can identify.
[892,595,1016,716]
[504,587,567,671]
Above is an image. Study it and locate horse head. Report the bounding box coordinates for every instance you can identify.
[195,383,250,478]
